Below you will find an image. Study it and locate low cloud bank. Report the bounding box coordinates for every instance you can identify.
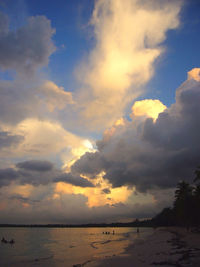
[0,160,94,188]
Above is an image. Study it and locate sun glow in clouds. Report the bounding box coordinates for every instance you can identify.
[131,99,167,120]
[55,174,132,208]
[2,0,200,225]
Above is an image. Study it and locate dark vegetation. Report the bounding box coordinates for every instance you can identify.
[0,167,200,229]
[152,166,200,228]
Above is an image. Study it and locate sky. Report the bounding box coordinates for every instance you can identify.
[0,0,200,224]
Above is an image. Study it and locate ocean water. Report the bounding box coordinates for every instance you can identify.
[0,227,153,266]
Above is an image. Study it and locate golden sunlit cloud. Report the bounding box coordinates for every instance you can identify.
[187,68,200,82]
[63,139,96,172]
[55,172,132,208]
[102,117,126,142]
[3,183,34,198]
[76,0,181,129]
[1,119,93,165]
[131,99,166,120]
[40,80,74,112]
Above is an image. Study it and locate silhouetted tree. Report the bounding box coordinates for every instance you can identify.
[194,166,200,183]
[173,181,193,227]
[193,184,200,226]
[152,166,200,228]
[152,207,175,226]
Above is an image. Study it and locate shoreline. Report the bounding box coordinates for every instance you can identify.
[85,227,200,267]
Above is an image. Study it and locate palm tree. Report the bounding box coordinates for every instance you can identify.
[193,184,200,226]
[173,181,193,227]
[194,166,200,183]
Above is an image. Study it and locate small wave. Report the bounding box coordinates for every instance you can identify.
[100,240,111,245]
[90,239,112,249]
[90,242,98,249]
[73,259,92,267]
[32,255,54,262]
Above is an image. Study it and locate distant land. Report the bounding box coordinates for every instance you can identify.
[0,219,153,228]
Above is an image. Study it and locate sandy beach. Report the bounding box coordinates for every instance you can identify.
[85,228,200,267]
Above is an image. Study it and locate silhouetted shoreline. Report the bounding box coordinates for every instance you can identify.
[0,220,152,228]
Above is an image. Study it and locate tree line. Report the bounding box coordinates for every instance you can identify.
[152,166,200,228]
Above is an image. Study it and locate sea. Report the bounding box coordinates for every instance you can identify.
[0,227,153,266]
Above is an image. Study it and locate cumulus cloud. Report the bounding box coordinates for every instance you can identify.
[71,68,200,193]
[76,0,182,129]
[131,99,166,120]
[0,12,63,126]
[0,11,55,73]
[0,11,74,129]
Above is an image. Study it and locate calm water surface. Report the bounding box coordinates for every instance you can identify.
[0,227,153,266]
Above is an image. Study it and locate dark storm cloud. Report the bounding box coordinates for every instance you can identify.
[0,160,94,188]
[16,160,54,172]
[0,11,55,72]
[0,160,55,187]
[71,151,107,177]
[70,76,200,192]
[54,173,94,188]
[0,168,19,187]
[102,188,111,194]
[0,131,23,149]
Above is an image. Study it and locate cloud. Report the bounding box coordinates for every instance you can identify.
[0,2,192,223]
[3,118,88,160]
[131,99,166,120]
[187,68,200,82]
[9,194,40,204]
[16,160,54,172]
[102,188,111,194]
[0,78,42,125]
[39,81,74,112]
[0,131,23,149]
[0,163,55,187]
[0,168,19,187]
[0,12,55,73]
[54,173,94,188]
[0,12,60,126]
[70,68,200,193]
[0,185,170,224]
[0,158,95,188]
[0,10,9,36]
[75,0,182,129]
[0,12,72,130]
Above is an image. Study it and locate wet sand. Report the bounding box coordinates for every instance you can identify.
[86,227,200,267]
